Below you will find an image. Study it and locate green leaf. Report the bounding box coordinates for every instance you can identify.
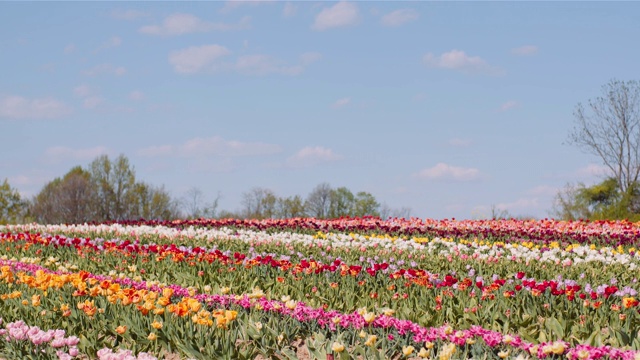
[545,317,564,339]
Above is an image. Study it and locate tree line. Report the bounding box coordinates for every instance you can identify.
[0,154,409,224]
[7,155,180,224]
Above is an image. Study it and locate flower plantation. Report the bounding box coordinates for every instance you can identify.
[0,218,640,359]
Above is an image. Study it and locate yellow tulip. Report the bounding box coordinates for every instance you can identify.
[331,342,345,353]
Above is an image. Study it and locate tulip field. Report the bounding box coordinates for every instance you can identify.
[1,218,640,359]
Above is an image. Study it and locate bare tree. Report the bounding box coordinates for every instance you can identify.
[568,79,640,195]
[241,187,277,219]
[182,187,205,219]
[490,204,512,220]
[202,191,221,219]
[304,183,332,218]
[31,167,95,224]
[380,203,412,219]
[58,167,95,223]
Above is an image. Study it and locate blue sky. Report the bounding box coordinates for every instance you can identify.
[2,1,639,219]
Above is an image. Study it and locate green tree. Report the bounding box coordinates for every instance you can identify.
[352,191,380,217]
[0,179,28,224]
[88,154,136,221]
[129,182,181,220]
[328,187,355,218]
[276,195,306,218]
[552,177,640,221]
[304,184,382,219]
[31,155,181,223]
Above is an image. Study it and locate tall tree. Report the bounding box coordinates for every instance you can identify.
[88,154,136,221]
[241,187,277,219]
[182,187,206,219]
[568,79,640,196]
[31,167,94,224]
[304,183,332,218]
[352,191,380,217]
[0,179,28,224]
[379,203,412,219]
[328,187,355,218]
[181,187,220,219]
[57,167,95,223]
[277,195,306,218]
[31,178,62,224]
[130,182,181,220]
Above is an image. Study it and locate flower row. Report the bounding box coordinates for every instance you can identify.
[1,258,639,359]
[76,217,640,246]
[3,231,639,306]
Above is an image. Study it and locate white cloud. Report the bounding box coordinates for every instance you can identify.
[170,46,319,76]
[169,45,232,74]
[576,164,610,177]
[511,45,538,56]
[283,2,296,17]
[186,157,236,173]
[140,13,250,35]
[7,174,51,197]
[63,43,76,54]
[39,63,55,73]
[412,92,427,101]
[495,198,540,212]
[527,185,558,197]
[286,146,343,168]
[381,8,418,27]
[423,50,504,75]
[94,36,122,53]
[138,136,282,158]
[0,95,72,120]
[181,136,282,157]
[111,9,148,20]
[449,138,472,147]
[300,52,322,65]
[82,63,126,76]
[73,85,105,109]
[234,52,320,75]
[415,163,481,181]
[137,145,173,157]
[220,0,274,13]
[445,203,465,212]
[73,85,92,97]
[8,175,32,186]
[313,1,360,31]
[471,198,541,219]
[44,146,109,162]
[235,55,304,76]
[129,90,145,101]
[332,97,351,109]
[83,96,104,109]
[499,100,518,112]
